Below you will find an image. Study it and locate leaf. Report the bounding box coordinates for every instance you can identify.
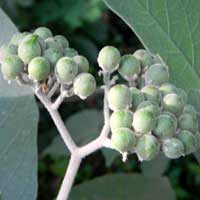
[43,109,103,157]
[101,148,119,167]
[0,9,38,200]
[69,174,176,200]
[102,0,200,163]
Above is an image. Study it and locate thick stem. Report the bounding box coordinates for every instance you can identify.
[56,154,81,200]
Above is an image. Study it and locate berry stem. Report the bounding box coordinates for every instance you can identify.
[47,81,60,99]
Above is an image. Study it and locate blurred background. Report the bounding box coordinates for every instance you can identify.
[1,0,200,199]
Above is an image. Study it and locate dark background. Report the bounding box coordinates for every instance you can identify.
[1,0,200,199]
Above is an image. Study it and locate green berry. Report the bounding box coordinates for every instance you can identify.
[162,138,184,159]
[133,49,153,69]
[159,83,177,96]
[73,55,89,73]
[130,87,144,109]
[0,44,17,60]
[133,108,156,134]
[63,48,78,57]
[45,37,62,50]
[137,101,160,116]
[1,55,24,79]
[145,63,169,85]
[153,114,176,140]
[118,55,141,80]
[177,130,197,154]
[183,104,197,118]
[110,110,133,131]
[178,113,197,133]
[141,85,161,104]
[10,32,28,46]
[108,84,132,111]
[97,46,121,72]
[56,57,78,83]
[43,48,63,71]
[111,128,136,153]
[28,56,50,81]
[54,35,69,49]
[176,88,187,104]
[162,111,178,128]
[163,93,184,116]
[18,34,41,64]
[73,73,96,99]
[136,134,160,161]
[34,27,53,40]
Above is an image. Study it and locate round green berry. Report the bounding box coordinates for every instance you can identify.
[107,84,132,111]
[1,55,24,79]
[111,128,136,153]
[73,73,96,99]
[18,34,41,64]
[110,110,133,131]
[136,134,160,161]
[56,57,78,83]
[183,104,197,118]
[54,35,69,49]
[162,111,178,128]
[178,113,197,133]
[130,87,144,110]
[63,48,78,57]
[176,88,187,104]
[141,85,161,104]
[97,46,121,72]
[34,27,53,40]
[137,101,160,117]
[0,44,17,60]
[45,37,62,50]
[145,63,169,85]
[10,32,28,46]
[43,48,63,71]
[162,138,184,159]
[159,83,177,96]
[73,55,89,73]
[153,114,176,140]
[177,130,197,154]
[133,108,156,134]
[118,55,141,80]
[133,49,153,69]
[162,93,184,116]
[28,56,50,81]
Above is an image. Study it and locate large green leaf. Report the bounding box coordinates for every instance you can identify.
[0,9,38,200]
[69,174,175,200]
[103,0,200,161]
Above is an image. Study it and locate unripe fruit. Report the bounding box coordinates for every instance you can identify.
[97,46,121,72]
[110,110,133,131]
[28,56,50,81]
[56,57,78,83]
[1,55,24,79]
[162,138,184,159]
[141,85,161,104]
[133,108,156,134]
[73,73,96,99]
[130,87,144,109]
[10,32,28,46]
[177,130,197,154]
[18,34,41,64]
[162,111,178,128]
[159,83,177,96]
[54,35,69,49]
[73,55,89,73]
[0,44,17,60]
[34,27,53,40]
[136,134,160,161]
[133,49,153,69]
[111,128,136,153]
[178,113,197,133]
[162,93,184,116]
[153,114,176,140]
[183,104,197,118]
[43,48,63,71]
[107,84,132,111]
[176,88,187,104]
[45,37,62,50]
[137,101,160,116]
[63,48,78,57]
[118,55,140,80]
[145,63,169,85]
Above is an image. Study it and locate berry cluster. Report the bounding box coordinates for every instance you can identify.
[0,27,96,100]
[98,46,200,161]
